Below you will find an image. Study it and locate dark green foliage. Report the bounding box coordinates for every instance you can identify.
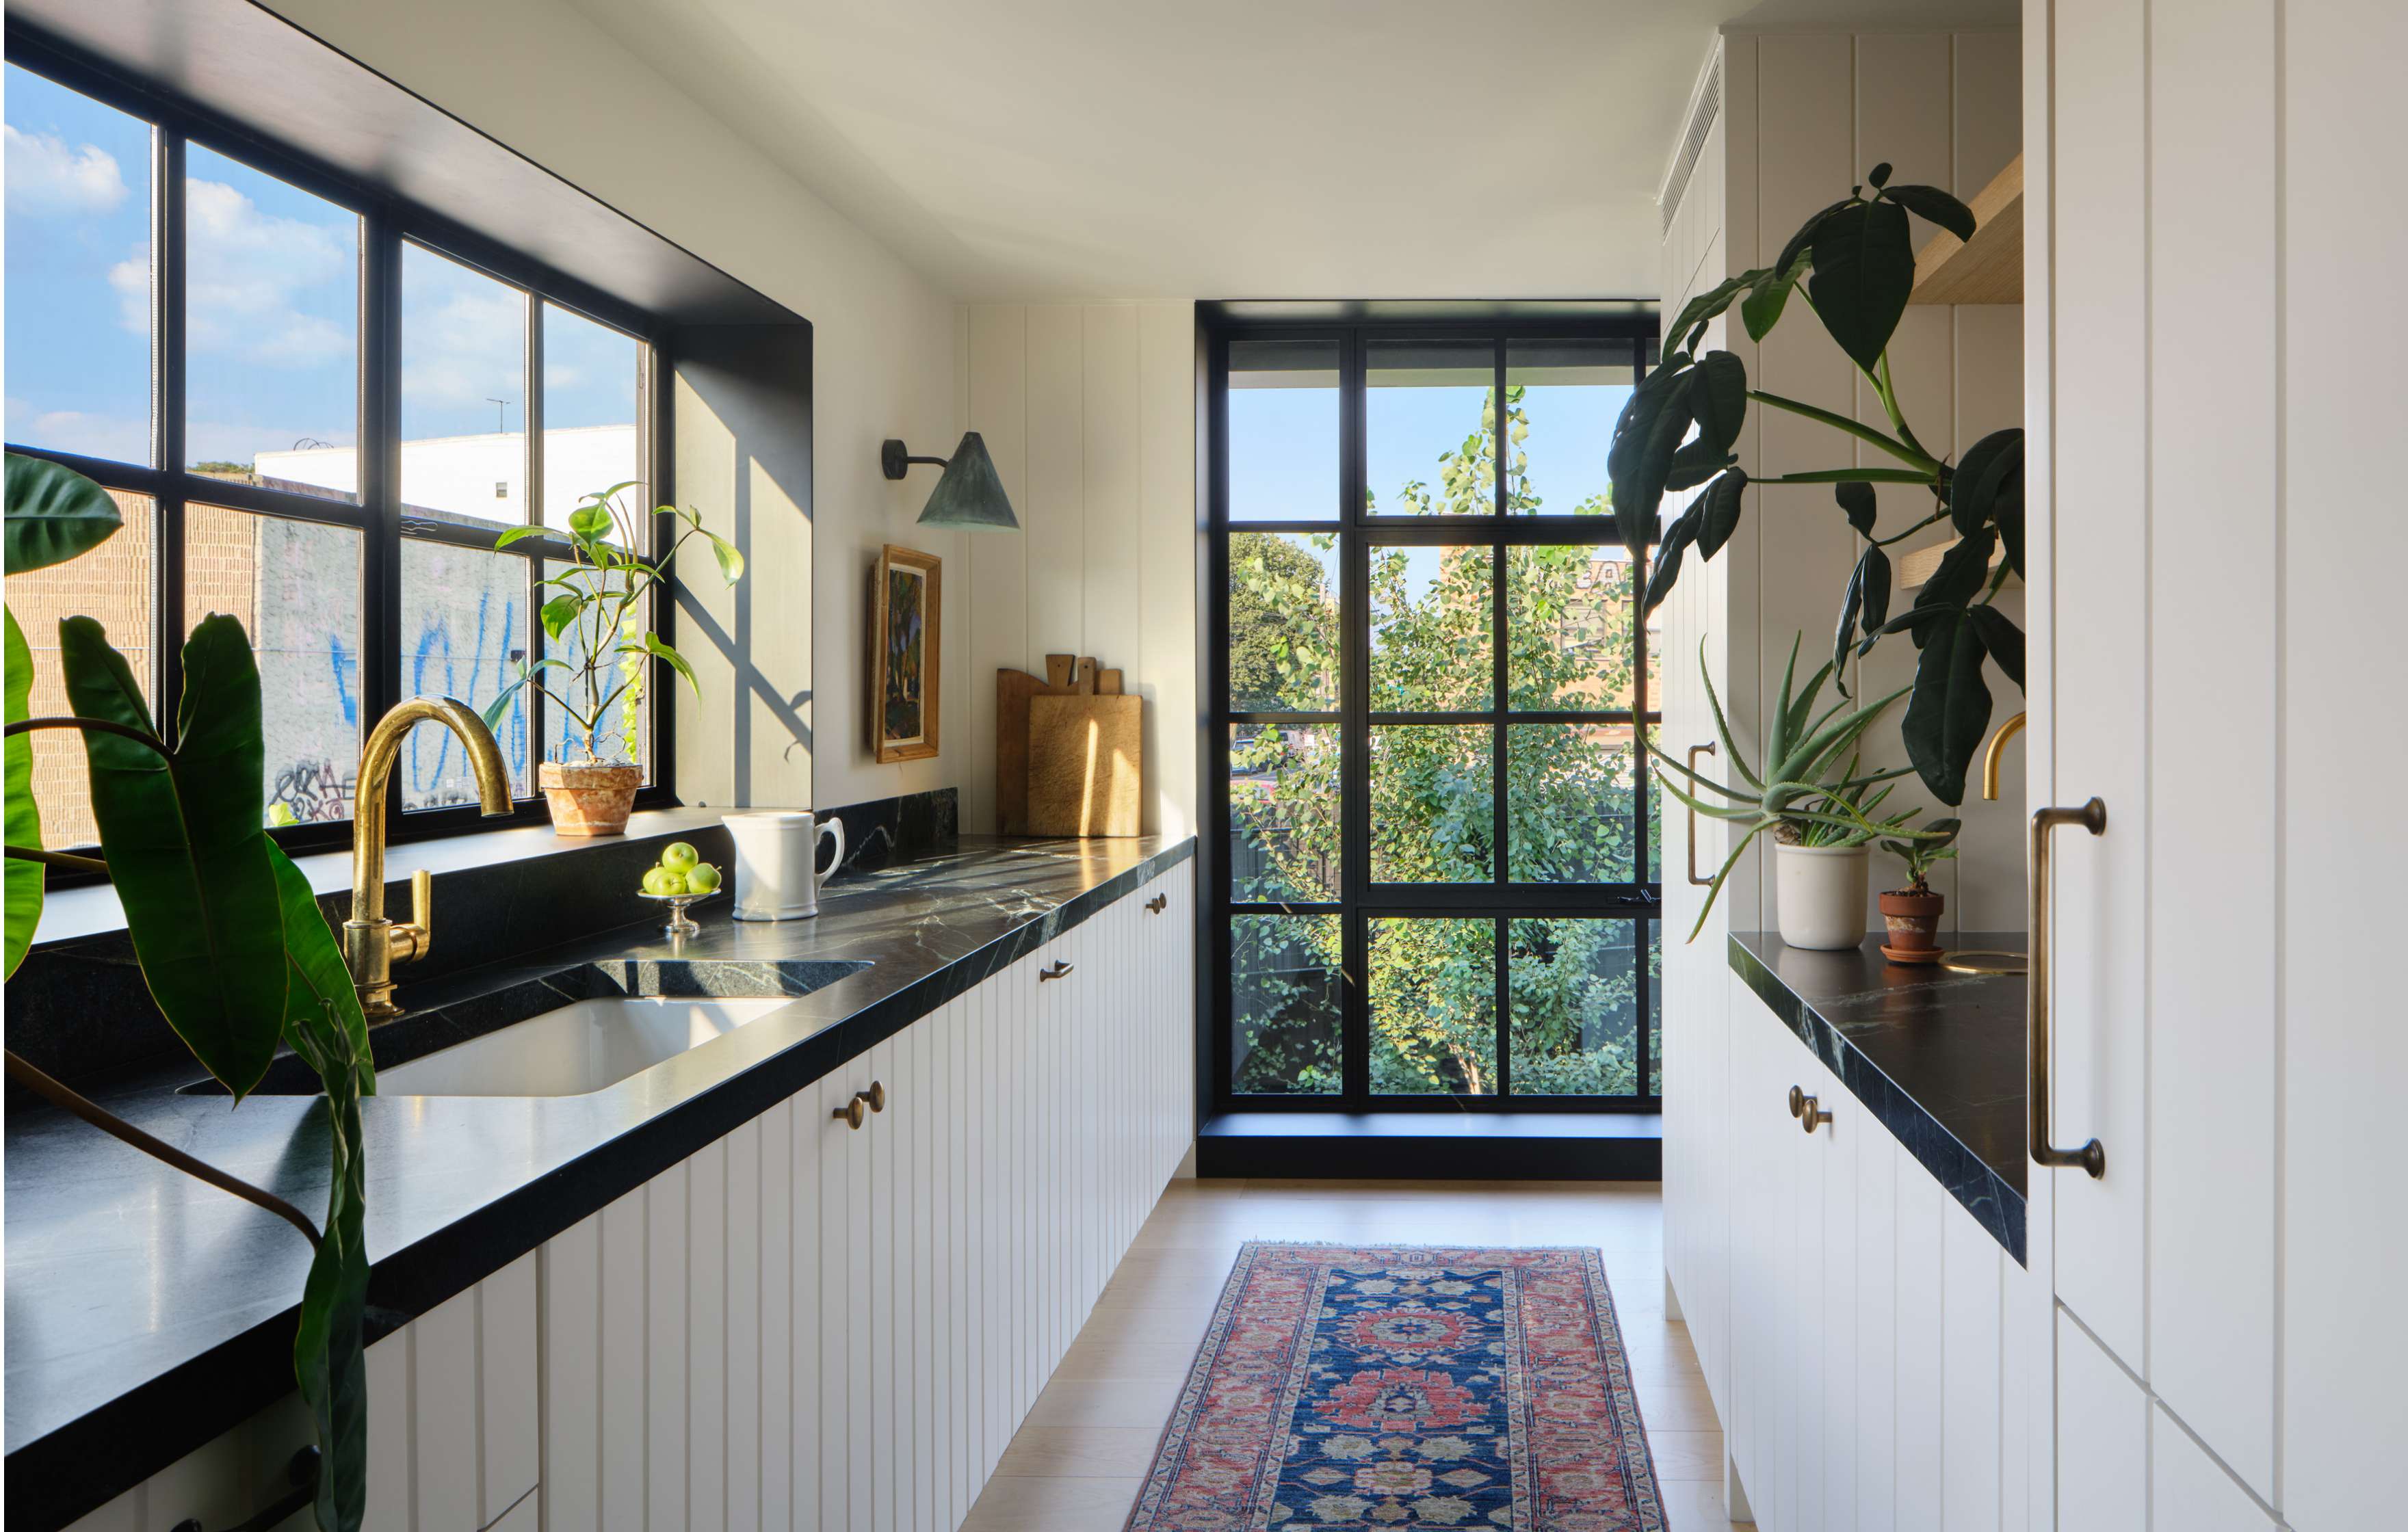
[4,453,122,574]
[1807,200,1915,371]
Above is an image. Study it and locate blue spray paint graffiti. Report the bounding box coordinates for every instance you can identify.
[403,589,529,808]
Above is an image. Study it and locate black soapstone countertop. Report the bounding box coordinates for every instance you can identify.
[1729,931,2028,1263]
[4,832,1194,1529]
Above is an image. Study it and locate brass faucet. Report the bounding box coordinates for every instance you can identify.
[1981,711,2027,802]
[346,697,513,1020]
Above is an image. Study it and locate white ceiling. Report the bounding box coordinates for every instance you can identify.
[563,0,2015,302]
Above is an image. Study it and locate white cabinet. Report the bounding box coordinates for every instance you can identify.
[62,862,1194,1532]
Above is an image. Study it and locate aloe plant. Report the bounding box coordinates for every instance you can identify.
[1615,161,2025,807]
[1649,634,1939,940]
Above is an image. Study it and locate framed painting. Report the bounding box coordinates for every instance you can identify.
[871,543,941,763]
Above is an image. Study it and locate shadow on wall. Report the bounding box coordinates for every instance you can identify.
[672,323,815,807]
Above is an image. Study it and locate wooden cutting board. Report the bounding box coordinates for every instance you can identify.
[996,669,1041,834]
[1026,694,1143,837]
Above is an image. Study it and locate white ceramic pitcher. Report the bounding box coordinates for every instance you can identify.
[723,809,846,921]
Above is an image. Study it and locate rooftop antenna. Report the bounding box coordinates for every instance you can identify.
[486,398,512,434]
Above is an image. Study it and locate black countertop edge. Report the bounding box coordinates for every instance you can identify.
[3,835,1194,1531]
[1727,933,2028,1265]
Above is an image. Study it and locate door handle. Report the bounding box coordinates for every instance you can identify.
[2030,800,2108,1178]
[1039,960,1073,982]
[1685,742,1718,886]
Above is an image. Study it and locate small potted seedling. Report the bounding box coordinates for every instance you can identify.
[1877,817,1959,964]
[638,840,724,938]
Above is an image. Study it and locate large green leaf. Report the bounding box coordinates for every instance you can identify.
[5,453,123,573]
[1662,270,1768,357]
[1688,350,1749,455]
[1833,544,1893,693]
[1695,468,1749,561]
[1902,609,1993,805]
[1835,481,1878,538]
[1911,526,1999,622]
[1606,357,1694,567]
[1643,502,1701,616]
[1807,200,1915,371]
[63,614,286,1097]
[1882,183,1978,242]
[1740,249,1813,343]
[266,846,373,1532]
[5,607,42,977]
[1965,604,2026,691]
[1948,427,2023,538]
[1775,196,1856,284]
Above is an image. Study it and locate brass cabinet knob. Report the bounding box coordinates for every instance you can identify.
[1798,1095,1831,1134]
[1145,893,1168,914]
[1039,960,1073,982]
[1788,1085,1806,1119]
[858,1081,886,1113]
[833,1094,867,1131]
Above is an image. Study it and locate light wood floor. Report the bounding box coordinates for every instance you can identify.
[960,1176,1745,1531]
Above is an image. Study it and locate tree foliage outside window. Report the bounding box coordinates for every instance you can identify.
[1227,380,1661,1100]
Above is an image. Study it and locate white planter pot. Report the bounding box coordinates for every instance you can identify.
[1775,841,1870,950]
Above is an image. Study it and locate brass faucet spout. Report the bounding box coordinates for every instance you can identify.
[345,697,512,1018]
[1982,710,2027,802]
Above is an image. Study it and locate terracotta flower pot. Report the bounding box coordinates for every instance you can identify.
[538,761,641,836]
[1879,886,1946,964]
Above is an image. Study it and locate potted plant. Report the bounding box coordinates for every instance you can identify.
[1877,817,1961,963]
[1650,634,1947,951]
[489,483,742,836]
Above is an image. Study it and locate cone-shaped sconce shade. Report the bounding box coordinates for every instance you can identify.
[917,432,1019,531]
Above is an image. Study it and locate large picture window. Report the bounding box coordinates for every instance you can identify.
[1210,318,1663,1110]
[3,53,667,854]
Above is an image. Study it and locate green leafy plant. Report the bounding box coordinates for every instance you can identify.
[1648,634,1941,939]
[1613,160,2025,806]
[1883,815,1961,894]
[486,481,744,763]
[4,452,374,1530]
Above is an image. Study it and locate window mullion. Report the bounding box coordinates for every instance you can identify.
[1338,328,1370,1105]
[154,130,187,745]
[362,209,403,823]
[525,293,547,784]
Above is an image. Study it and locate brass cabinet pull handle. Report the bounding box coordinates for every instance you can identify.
[1685,742,1718,886]
[1039,960,1073,982]
[1146,893,1168,913]
[833,1094,867,1131]
[2030,800,2108,1179]
[857,1081,886,1113]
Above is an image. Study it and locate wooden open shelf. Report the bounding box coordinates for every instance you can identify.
[1909,153,2022,304]
[1899,533,2015,591]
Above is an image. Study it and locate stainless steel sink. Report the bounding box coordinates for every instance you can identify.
[378,994,803,1096]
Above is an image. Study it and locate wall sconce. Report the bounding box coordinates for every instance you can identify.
[880,432,1019,531]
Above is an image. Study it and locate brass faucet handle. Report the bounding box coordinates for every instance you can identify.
[388,868,433,966]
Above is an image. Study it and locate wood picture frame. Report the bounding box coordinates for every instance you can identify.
[871,543,942,763]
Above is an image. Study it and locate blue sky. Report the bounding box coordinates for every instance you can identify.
[5,63,638,471]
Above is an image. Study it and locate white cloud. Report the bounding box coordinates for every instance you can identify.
[108,242,152,335]
[6,404,150,465]
[401,250,526,420]
[179,177,355,366]
[4,124,129,216]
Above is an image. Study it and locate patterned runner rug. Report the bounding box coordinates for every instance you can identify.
[1123,1242,1666,1531]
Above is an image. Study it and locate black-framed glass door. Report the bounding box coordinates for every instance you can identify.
[1208,315,1664,1113]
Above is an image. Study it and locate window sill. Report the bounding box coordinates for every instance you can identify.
[29,805,729,948]
[1196,1111,1662,1180]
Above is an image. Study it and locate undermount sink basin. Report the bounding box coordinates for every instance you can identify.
[380,994,802,1097]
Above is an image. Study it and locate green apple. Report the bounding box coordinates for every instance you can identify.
[655,870,690,896]
[642,866,677,895]
[685,863,722,894]
[659,841,700,875]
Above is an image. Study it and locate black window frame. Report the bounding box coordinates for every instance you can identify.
[1206,311,1665,1115]
[3,36,679,867]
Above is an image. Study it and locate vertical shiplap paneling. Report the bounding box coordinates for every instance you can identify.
[1718,30,1765,940]
[1852,30,1961,932]
[2146,0,2277,1500]
[1894,1165,1945,1530]
[868,1036,899,1532]
[791,1087,826,1532]
[833,1066,869,1532]
[1854,1124,1900,1532]
[902,1014,932,1532]
[1818,1057,1861,1532]
[1137,302,1197,838]
[2281,5,2408,1527]
[1023,306,1087,667]
[727,1118,763,1532]
[687,1138,729,1532]
[2150,1404,2279,1532]
[479,1252,542,1523]
[1747,31,1857,934]
[965,304,1030,833]
[1082,304,1142,680]
[1939,1202,2003,1531]
[646,1159,690,1532]
[540,1213,603,1531]
[599,1186,647,1532]
[364,1331,412,1531]
[759,1100,795,1532]
[2050,0,2151,1373]
[1951,30,2022,195]
[410,1286,480,1532]
[913,1003,943,1532]
[2054,1313,2147,1532]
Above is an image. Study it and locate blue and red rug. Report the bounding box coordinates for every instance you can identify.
[1124,1243,1666,1530]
